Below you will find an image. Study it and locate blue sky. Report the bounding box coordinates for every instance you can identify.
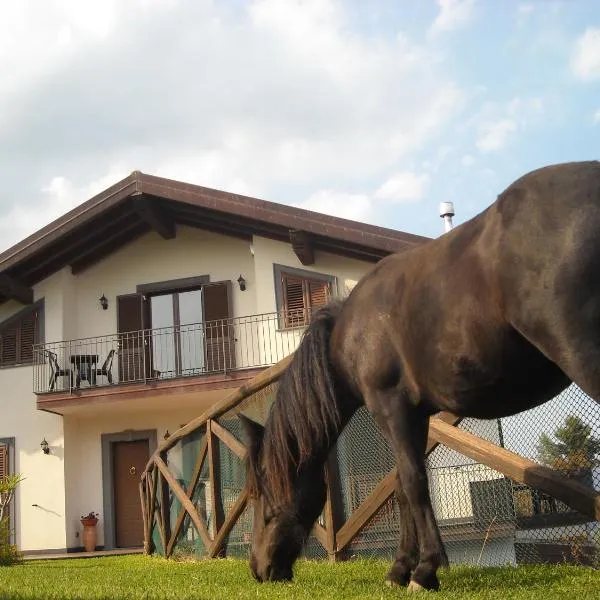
[0,0,599,248]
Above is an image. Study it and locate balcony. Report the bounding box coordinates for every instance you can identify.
[33,311,305,395]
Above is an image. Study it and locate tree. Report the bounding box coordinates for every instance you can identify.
[538,415,600,475]
[0,473,24,566]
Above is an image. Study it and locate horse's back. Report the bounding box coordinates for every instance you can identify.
[332,161,600,418]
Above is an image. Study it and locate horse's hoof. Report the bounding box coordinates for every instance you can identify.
[385,579,401,588]
[407,580,426,593]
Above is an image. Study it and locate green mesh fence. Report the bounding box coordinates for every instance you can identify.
[158,377,599,568]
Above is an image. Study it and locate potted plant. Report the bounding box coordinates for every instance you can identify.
[80,512,99,552]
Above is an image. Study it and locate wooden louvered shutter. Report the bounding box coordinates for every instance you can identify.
[203,282,235,372]
[0,444,7,481]
[308,280,330,314]
[19,309,38,363]
[117,294,151,381]
[0,328,17,366]
[282,275,307,328]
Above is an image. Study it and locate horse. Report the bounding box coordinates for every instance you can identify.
[240,160,600,592]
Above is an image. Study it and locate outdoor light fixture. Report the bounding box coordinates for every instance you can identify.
[237,275,247,291]
[40,438,50,455]
[99,294,108,310]
[163,430,170,440]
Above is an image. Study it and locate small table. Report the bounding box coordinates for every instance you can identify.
[70,354,99,387]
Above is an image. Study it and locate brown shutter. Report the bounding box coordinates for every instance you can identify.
[117,294,147,332]
[0,444,7,481]
[308,280,330,310]
[19,309,38,363]
[117,294,151,381]
[203,283,232,324]
[0,305,41,367]
[0,328,17,366]
[282,275,307,328]
[203,282,234,372]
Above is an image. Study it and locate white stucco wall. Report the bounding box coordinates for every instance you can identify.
[61,226,257,343]
[0,366,66,552]
[0,269,73,552]
[63,406,203,549]
[251,235,370,315]
[1,223,378,552]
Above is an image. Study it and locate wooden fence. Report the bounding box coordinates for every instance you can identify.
[140,354,600,562]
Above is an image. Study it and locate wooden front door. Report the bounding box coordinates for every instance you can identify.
[113,439,149,548]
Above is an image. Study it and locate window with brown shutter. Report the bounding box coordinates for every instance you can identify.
[0,444,7,481]
[0,301,43,368]
[278,267,334,328]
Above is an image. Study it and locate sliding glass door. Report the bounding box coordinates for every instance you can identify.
[150,289,205,378]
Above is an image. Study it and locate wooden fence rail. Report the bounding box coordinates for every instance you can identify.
[140,354,600,561]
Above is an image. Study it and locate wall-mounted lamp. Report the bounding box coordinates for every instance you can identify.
[99,294,108,310]
[237,275,247,291]
[40,438,50,455]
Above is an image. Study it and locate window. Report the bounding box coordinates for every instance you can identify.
[0,443,8,481]
[274,265,335,328]
[0,301,43,368]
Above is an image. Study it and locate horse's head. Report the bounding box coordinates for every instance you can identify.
[240,414,326,583]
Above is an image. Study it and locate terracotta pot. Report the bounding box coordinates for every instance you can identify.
[81,520,98,552]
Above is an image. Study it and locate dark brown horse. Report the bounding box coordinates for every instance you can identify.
[240,161,600,592]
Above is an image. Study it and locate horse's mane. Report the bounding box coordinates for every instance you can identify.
[251,300,346,505]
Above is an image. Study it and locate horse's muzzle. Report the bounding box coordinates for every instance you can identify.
[250,554,292,583]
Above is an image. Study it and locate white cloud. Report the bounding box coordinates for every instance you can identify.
[593,109,600,125]
[0,0,468,249]
[571,27,600,81]
[374,172,430,203]
[429,0,477,35]
[297,189,373,222]
[461,154,475,167]
[295,169,431,223]
[0,165,129,251]
[516,3,534,25]
[470,96,544,154]
[476,119,517,152]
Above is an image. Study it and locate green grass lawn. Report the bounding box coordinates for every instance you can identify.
[0,555,598,599]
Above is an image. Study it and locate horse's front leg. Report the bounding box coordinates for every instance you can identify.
[371,414,418,587]
[386,475,419,587]
[371,391,448,592]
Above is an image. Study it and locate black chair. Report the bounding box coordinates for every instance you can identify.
[44,350,72,391]
[94,349,116,384]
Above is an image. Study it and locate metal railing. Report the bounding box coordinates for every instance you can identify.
[33,311,305,394]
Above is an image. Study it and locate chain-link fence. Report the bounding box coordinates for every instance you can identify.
[144,370,599,568]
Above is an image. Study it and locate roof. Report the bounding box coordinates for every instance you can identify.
[0,171,430,304]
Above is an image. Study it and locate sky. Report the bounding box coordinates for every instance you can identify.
[1,0,600,252]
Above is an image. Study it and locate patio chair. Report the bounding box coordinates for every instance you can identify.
[45,350,72,391]
[94,348,116,384]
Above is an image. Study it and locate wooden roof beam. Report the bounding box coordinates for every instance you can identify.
[132,194,176,240]
[70,222,148,275]
[289,229,315,265]
[0,273,34,304]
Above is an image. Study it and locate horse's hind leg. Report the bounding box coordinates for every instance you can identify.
[366,389,448,592]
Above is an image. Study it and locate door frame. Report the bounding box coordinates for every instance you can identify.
[101,429,157,550]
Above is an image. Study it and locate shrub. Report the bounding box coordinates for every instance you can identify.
[0,518,22,566]
[0,473,24,566]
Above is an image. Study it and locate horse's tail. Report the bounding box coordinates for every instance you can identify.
[266,300,345,486]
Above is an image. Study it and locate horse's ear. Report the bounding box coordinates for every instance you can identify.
[238,413,264,464]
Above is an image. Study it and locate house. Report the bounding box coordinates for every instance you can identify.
[0,171,428,554]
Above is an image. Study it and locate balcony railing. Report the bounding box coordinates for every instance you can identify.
[33,311,305,394]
